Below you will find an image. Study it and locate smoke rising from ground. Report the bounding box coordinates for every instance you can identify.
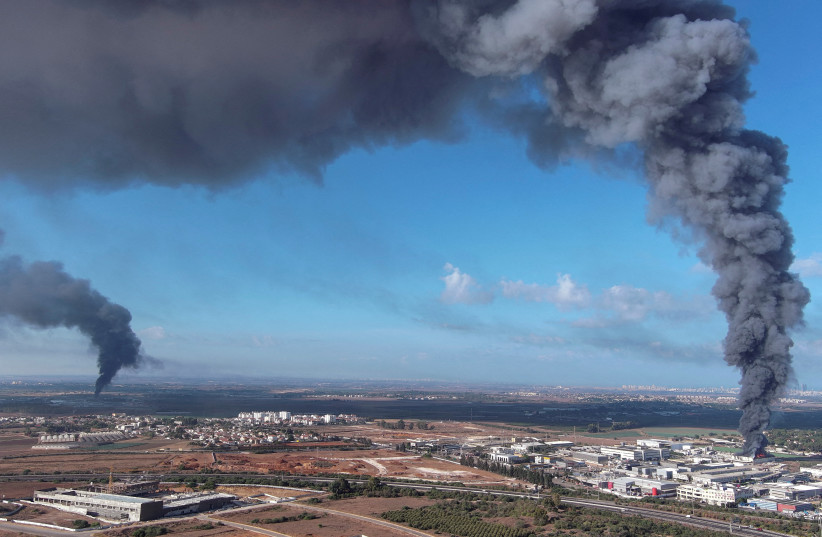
[0,0,808,446]
[0,256,143,394]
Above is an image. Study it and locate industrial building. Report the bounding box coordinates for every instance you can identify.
[690,465,775,485]
[604,477,678,498]
[676,484,753,506]
[161,492,236,517]
[33,431,126,450]
[765,484,822,501]
[743,498,815,513]
[600,445,670,461]
[33,489,163,522]
[89,480,159,496]
[571,451,609,465]
[32,488,236,522]
[636,439,671,449]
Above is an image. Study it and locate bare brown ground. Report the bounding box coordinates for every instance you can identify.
[328,421,531,446]
[3,502,98,529]
[0,481,88,500]
[1,421,548,492]
[215,449,516,486]
[215,502,426,537]
[213,485,321,500]
[0,435,215,475]
[101,519,257,537]
[308,495,437,517]
[0,435,36,456]
[0,530,28,537]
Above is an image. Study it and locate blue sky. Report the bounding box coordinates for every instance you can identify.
[1,0,821,389]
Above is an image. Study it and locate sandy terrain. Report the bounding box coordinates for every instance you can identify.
[316,495,437,517]
[0,481,89,501]
[101,518,257,537]
[215,501,429,537]
[215,448,517,486]
[2,502,99,529]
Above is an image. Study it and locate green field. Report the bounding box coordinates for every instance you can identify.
[580,430,643,438]
[641,427,738,438]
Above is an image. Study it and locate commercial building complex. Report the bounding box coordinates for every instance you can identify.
[33,489,163,522]
[32,488,235,522]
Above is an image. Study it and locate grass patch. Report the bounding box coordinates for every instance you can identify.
[641,428,738,438]
[581,430,642,438]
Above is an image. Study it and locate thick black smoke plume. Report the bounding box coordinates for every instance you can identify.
[0,0,808,447]
[0,255,143,394]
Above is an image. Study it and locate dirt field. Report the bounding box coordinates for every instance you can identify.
[215,448,517,486]
[2,502,99,529]
[0,421,542,494]
[100,518,257,537]
[0,481,89,500]
[214,500,433,537]
[330,420,541,445]
[317,495,437,517]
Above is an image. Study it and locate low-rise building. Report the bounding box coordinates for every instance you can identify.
[605,477,678,498]
[33,489,163,522]
[677,484,753,506]
[601,445,670,461]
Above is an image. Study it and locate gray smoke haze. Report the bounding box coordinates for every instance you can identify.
[0,256,143,394]
[0,0,808,447]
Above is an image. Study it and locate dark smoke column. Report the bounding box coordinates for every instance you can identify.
[646,133,809,455]
[0,1,809,446]
[0,256,143,394]
[421,0,809,454]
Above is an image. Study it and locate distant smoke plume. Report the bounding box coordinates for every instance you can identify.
[0,0,808,446]
[0,256,143,394]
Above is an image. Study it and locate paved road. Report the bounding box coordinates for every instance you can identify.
[0,520,75,537]
[562,498,791,537]
[0,474,798,537]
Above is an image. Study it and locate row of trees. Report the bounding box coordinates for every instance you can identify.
[377,419,432,430]
[459,455,553,488]
[585,421,638,433]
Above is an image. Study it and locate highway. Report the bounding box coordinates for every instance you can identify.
[0,472,797,537]
[562,498,790,537]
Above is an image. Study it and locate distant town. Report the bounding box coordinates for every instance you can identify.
[4,380,822,537]
[6,407,822,520]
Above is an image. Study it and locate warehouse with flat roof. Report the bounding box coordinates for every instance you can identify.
[33,489,163,522]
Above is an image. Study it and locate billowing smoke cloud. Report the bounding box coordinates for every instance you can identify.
[0,255,143,394]
[0,0,808,449]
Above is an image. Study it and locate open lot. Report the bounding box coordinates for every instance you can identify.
[216,448,517,486]
[214,497,437,537]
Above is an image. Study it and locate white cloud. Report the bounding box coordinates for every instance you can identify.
[690,261,713,274]
[573,284,713,326]
[601,285,669,321]
[139,326,166,340]
[440,263,493,304]
[792,253,822,278]
[500,273,590,309]
[440,266,711,326]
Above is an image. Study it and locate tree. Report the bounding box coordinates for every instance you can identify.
[329,477,351,496]
[396,419,406,430]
